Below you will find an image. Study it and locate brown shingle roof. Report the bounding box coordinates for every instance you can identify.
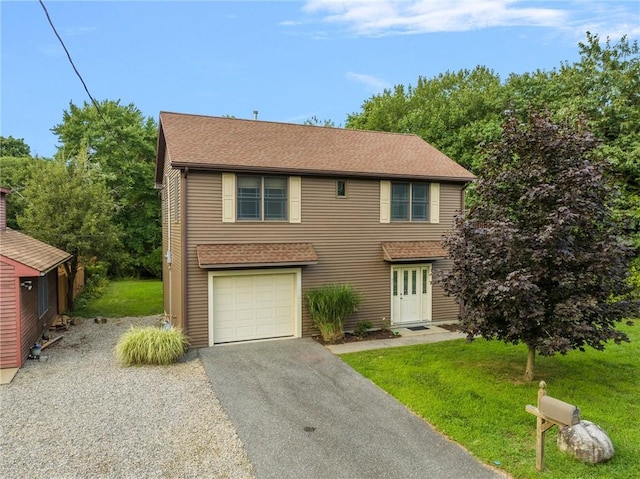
[381,241,448,262]
[0,229,72,273]
[196,243,318,269]
[157,112,475,182]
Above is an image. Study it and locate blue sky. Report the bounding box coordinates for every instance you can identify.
[2,0,639,158]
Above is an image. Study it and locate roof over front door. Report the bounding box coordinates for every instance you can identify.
[381,241,448,262]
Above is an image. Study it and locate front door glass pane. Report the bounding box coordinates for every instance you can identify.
[412,270,417,294]
[403,270,408,295]
[393,270,398,296]
[422,269,427,294]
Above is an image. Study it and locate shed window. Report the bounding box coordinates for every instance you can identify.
[38,276,48,318]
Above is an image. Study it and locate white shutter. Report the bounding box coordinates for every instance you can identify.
[430,182,440,224]
[380,181,391,223]
[289,176,301,223]
[222,173,236,223]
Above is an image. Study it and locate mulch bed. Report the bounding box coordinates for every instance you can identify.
[437,323,462,332]
[313,329,399,345]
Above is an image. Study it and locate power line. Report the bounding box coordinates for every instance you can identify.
[38,0,129,159]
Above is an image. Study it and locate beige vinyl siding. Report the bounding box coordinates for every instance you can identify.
[161,149,184,329]
[432,259,460,322]
[184,172,464,346]
[0,261,18,368]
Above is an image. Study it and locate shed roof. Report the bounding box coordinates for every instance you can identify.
[196,243,318,269]
[156,112,475,183]
[0,229,72,273]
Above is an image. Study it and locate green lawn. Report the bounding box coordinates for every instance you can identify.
[71,279,163,318]
[341,321,639,479]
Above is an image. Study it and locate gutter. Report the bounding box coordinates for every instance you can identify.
[169,163,476,184]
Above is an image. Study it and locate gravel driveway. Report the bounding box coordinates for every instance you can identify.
[0,316,255,479]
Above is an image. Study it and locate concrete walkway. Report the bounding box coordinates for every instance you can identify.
[198,333,504,479]
[326,324,467,354]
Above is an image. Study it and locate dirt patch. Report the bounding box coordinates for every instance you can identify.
[437,323,462,332]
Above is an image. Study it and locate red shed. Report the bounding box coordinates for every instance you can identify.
[0,187,72,370]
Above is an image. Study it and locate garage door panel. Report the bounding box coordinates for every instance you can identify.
[212,272,296,344]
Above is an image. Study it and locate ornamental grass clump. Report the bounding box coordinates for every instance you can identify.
[306,284,361,343]
[116,326,189,366]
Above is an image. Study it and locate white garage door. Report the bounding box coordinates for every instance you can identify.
[212,272,296,344]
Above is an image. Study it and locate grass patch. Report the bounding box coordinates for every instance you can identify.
[116,325,189,366]
[341,321,639,479]
[72,279,163,318]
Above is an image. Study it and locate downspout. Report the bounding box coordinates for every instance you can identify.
[181,168,189,337]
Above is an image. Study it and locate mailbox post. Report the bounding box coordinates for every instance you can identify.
[525,381,580,471]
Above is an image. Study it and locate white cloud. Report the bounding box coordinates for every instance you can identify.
[63,26,97,36]
[345,72,390,92]
[301,0,638,38]
[565,2,640,40]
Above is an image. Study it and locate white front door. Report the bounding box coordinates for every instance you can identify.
[391,265,432,325]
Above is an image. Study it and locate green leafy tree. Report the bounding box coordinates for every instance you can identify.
[438,111,637,381]
[346,66,505,171]
[346,34,639,290]
[0,136,31,157]
[18,149,121,310]
[504,33,640,288]
[0,156,40,229]
[303,116,337,127]
[52,99,160,277]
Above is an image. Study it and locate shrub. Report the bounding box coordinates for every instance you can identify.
[116,326,189,366]
[353,320,373,338]
[306,284,361,343]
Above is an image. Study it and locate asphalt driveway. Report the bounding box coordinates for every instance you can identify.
[198,338,505,479]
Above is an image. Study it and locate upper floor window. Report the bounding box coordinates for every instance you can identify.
[336,180,347,198]
[391,182,429,221]
[237,176,287,221]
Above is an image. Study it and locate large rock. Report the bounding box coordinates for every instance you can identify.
[557,420,614,463]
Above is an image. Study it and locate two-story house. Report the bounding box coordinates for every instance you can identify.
[155,112,475,347]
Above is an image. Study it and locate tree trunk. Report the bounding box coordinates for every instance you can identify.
[525,345,536,381]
